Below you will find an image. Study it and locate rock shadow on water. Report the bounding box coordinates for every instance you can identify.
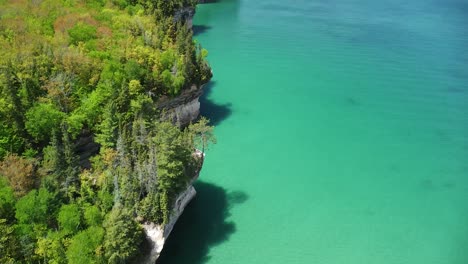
[199,0,219,3]
[200,81,232,126]
[193,25,212,36]
[157,181,248,264]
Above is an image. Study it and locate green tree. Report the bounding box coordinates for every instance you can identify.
[40,132,66,189]
[25,102,65,142]
[154,121,195,223]
[83,204,103,227]
[61,123,80,197]
[0,122,24,159]
[36,231,67,264]
[95,102,119,148]
[15,188,57,225]
[0,177,15,222]
[189,117,216,154]
[58,203,81,234]
[67,226,105,264]
[0,1,213,261]
[0,61,25,136]
[103,207,143,264]
[68,23,98,45]
[0,218,19,263]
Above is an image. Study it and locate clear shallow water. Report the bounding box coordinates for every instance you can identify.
[158,0,468,263]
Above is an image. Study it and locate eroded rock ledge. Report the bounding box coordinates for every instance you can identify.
[140,149,204,263]
[139,3,210,261]
[157,84,205,127]
[174,7,195,29]
[141,185,197,264]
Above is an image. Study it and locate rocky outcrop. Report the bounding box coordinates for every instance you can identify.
[141,185,197,264]
[74,84,205,168]
[140,150,204,264]
[174,6,195,29]
[144,6,209,252]
[140,7,209,250]
[157,84,205,127]
[74,86,206,262]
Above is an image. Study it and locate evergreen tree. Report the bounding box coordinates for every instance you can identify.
[103,207,143,264]
[61,123,80,198]
[0,0,212,261]
[0,178,15,222]
[0,218,19,263]
[189,117,216,154]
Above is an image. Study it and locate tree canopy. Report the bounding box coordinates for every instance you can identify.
[0,0,215,263]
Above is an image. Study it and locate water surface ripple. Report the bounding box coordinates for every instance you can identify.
[159,0,468,263]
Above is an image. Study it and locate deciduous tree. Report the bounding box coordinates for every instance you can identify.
[0,154,35,197]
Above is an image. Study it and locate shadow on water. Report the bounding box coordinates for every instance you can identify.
[157,181,248,264]
[200,81,232,126]
[193,25,212,36]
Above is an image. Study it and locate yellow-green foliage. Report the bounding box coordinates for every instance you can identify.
[0,1,215,263]
[0,0,211,155]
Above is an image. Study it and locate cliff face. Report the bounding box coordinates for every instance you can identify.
[174,6,195,29]
[141,185,197,264]
[140,149,204,264]
[157,84,205,127]
[140,5,209,262]
[74,84,206,263]
[75,84,205,167]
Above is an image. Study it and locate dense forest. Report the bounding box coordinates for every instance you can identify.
[0,0,215,263]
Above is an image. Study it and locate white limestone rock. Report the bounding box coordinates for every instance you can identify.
[140,185,197,264]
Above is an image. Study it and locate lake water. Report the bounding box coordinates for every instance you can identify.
[158,0,468,263]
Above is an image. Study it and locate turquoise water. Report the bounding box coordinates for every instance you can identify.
[158,0,468,263]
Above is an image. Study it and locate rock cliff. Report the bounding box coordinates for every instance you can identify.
[140,185,197,264]
[75,83,205,167]
[174,6,195,29]
[157,84,205,127]
[140,149,204,263]
[139,4,209,262]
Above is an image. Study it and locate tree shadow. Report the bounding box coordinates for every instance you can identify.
[200,81,232,126]
[193,25,212,36]
[157,181,248,264]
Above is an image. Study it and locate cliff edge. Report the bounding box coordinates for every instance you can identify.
[141,185,197,264]
[157,84,205,127]
[139,4,210,262]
